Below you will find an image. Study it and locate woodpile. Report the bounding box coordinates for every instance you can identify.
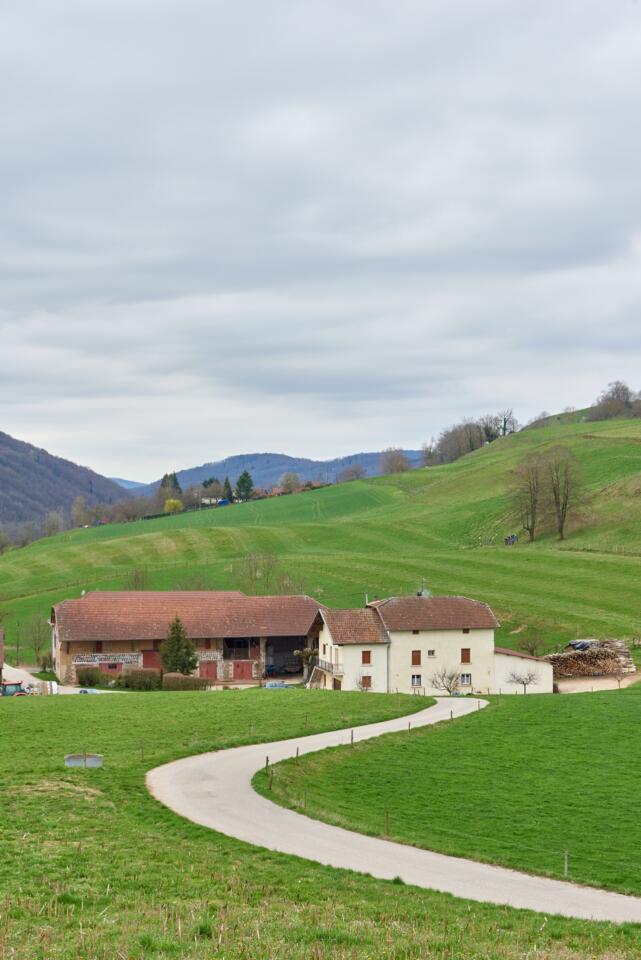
[545,640,635,679]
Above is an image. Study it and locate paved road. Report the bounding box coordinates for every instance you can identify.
[147,697,641,923]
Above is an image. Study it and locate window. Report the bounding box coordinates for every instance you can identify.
[411,674,422,687]
[95,641,103,653]
[107,663,119,671]
[322,643,327,656]
[460,673,472,685]
[461,648,471,664]
[362,650,371,665]
[411,650,421,666]
[360,675,372,688]
[427,649,435,657]
[462,627,470,634]
[412,629,420,635]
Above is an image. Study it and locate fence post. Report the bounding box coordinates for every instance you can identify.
[564,849,569,878]
[385,811,390,836]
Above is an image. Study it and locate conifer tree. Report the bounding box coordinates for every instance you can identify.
[235,470,254,501]
[160,616,198,674]
[223,477,234,501]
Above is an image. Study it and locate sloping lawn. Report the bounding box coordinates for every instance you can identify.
[2,688,641,958]
[257,686,641,895]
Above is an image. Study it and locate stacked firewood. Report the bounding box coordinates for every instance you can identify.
[545,643,626,679]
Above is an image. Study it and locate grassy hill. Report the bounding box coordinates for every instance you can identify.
[257,685,641,896]
[3,417,641,659]
[1,689,639,959]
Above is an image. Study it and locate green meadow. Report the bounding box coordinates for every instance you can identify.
[4,417,641,659]
[257,685,641,896]
[2,689,641,960]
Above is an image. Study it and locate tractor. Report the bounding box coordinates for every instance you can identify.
[0,681,29,697]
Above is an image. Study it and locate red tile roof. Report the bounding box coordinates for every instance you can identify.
[53,591,322,643]
[321,608,388,645]
[369,595,498,631]
[494,646,548,663]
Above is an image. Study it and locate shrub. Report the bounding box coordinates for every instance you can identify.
[122,668,161,691]
[39,650,54,672]
[76,666,103,687]
[162,672,208,691]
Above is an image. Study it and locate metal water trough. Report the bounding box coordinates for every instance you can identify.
[64,753,103,769]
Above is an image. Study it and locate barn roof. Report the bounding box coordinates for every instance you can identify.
[52,591,322,642]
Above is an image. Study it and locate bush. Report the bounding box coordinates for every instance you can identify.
[76,666,103,687]
[162,672,208,691]
[122,668,161,691]
[39,650,54,672]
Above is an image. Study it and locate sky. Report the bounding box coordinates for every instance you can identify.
[2,1,641,481]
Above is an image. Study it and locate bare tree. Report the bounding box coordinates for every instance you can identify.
[44,509,64,538]
[238,553,279,594]
[336,465,366,483]
[380,448,411,474]
[123,568,149,591]
[429,666,461,695]
[420,440,437,466]
[497,408,518,436]
[508,669,539,694]
[518,631,545,658]
[512,456,543,542]
[71,495,88,528]
[544,446,581,541]
[279,471,300,493]
[27,616,50,666]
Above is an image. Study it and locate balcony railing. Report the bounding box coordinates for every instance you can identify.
[316,659,343,676]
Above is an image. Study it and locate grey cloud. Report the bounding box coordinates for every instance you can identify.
[1,1,641,475]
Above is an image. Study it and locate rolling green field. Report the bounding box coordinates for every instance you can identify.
[4,417,641,660]
[2,688,641,960]
[257,685,641,896]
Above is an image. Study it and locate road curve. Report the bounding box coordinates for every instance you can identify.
[147,697,641,923]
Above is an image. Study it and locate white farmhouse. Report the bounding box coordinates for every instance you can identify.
[311,595,553,695]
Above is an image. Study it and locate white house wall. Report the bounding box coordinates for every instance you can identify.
[493,652,554,694]
[317,622,389,692]
[388,628,496,695]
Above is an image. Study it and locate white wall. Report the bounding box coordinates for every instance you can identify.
[317,622,389,692]
[388,628,496,695]
[493,652,554,694]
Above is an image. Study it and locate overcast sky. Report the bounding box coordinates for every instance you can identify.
[2,1,641,480]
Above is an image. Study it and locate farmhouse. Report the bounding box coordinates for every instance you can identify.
[51,591,322,685]
[311,595,553,695]
[51,589,552,694]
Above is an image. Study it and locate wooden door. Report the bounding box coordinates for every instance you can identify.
[233,660,254,682]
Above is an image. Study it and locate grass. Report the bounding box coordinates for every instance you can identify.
[2,688,641,959]
[5,418,641,663]
[257,685,641,897]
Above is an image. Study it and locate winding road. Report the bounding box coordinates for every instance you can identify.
[147,697,641,923]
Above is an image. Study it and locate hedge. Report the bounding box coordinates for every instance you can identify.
[162,672,209,691]
[76,667,104,687]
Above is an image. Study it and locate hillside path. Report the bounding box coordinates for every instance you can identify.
[147,697,641,923]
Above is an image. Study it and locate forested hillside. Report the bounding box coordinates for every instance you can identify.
[0,431,128,524]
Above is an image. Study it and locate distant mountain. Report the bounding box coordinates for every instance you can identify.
[0,431,130,524]
[136,450,423,497]
[110,477,147,490]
